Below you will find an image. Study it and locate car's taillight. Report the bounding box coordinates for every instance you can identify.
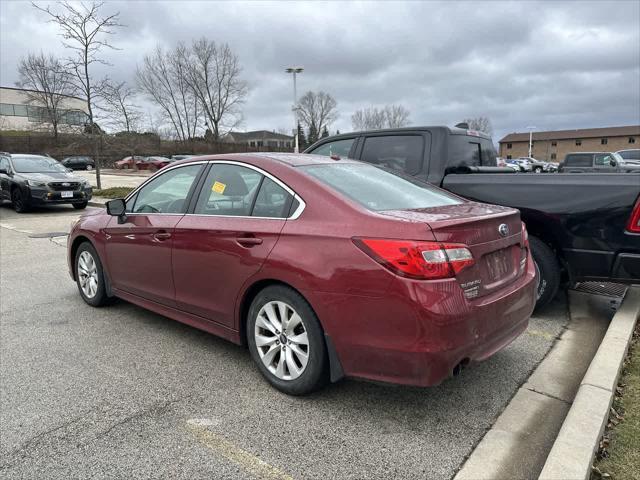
[627,197,640,233]
[353,238,474,280]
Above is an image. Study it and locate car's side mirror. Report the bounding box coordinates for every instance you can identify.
[0,168,7,175]
[106,198,127,223]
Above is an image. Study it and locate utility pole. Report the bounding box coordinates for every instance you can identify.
[286,67,303,153]
[527,126,536,158]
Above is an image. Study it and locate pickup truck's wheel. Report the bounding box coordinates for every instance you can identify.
[534,166,543,173]
[530,236,560,310]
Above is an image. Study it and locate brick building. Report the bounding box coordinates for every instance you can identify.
[498,125,640,162]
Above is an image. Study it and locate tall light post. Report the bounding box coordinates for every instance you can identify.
[527,125,536,158]
[286,66,303,153]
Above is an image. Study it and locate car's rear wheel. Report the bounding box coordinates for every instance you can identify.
[11,188,29,213]
[122,164,129,170]
[534,166,543,173]
[530,236,560,311]
[73,202,88,210]
[86,164,93,171]
[75,242,109,307]
[247,285,328,395]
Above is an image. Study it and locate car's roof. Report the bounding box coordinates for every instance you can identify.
[566,151,613,155]
[180,152,361,168]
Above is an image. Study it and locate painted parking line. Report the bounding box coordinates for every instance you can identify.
[186,419,294,480]
[526,328,557,340]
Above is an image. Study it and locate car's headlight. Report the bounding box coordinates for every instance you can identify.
[25,179,47,187]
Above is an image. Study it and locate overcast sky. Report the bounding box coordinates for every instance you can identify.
[1,0,639,141]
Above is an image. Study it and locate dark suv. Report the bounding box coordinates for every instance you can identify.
[559,152,640,173]
[61,156,95,170]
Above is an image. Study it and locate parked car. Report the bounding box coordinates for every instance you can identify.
[114,156,149,170]
[616,149,640,165]
[507,159,530,172]
[171,154,195,161]
[0,154,92,212]
[146,156,174,170]
[68,153,536,395]
[516,157,554,173]
[306,126,640,309]
[61,156,95,171]
[558,152,640,173]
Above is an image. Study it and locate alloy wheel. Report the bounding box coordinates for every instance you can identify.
[77,250,99,298]
[254,301,309,381]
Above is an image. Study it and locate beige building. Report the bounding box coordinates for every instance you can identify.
[0,86,89,133]
[499,125,640,162]
[224,130,293,148]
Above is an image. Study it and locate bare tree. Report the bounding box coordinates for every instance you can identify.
[463,116,493,136]
[296,91,337,144]
[351,104,410,131]
[34,1,123,189]
[181,38,248,141]
[137,45,201,142]
[99,81,141,132]
[16,53,75,139]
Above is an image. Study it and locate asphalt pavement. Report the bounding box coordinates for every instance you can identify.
[0,203,571,479]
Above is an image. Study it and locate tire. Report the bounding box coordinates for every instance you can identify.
[534,167,543,173]
[75,242,109,307]
[122,164,129,170]
[73,202,88,210]
[149,165,158,172]
[247,285,329,395]
[11,188,29,213]
[86,164,93,171]
[530,236,561,311]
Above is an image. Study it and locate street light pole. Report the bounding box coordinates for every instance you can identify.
[286,67,304,153]
[527,126,536,158]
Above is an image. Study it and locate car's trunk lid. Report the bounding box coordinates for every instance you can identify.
[380,202,525,298]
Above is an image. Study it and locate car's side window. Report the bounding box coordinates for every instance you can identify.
[252,177,293,218]
[131,165,201,214]
[360,135,424,174]
[310,138,355,158]
[565,154,592,167]
[594,154,611,166]
[0,157,10,172]
[193,164,263,216]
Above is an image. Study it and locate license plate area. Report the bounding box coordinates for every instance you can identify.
[485,249,512,282]
[61,191,73,198]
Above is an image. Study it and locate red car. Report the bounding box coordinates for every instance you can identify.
[146,156,175,170]
[114,156,153,170]
[68,153,536,395]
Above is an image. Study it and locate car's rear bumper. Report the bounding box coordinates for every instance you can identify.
[564,246,640,284]
[308,256,537,387]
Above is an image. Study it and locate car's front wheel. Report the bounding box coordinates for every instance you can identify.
[73,202,88,210]
[86,164,93,171]
[247,285,329,395]
[534,166,543,173]
[75,242,109,307]
[11,188,29,213]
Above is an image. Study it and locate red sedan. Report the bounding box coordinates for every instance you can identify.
[68,153,536,395]
[114,156,153,170]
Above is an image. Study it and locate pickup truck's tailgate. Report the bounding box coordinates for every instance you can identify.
[381,203,526,298]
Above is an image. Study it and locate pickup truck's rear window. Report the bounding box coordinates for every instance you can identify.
[448,135,498,167]
[300,163,461,211]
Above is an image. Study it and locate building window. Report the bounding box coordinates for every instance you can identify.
[507,155,512,159]
[507,143,512,149]
[551,141,557,147]
[576,139,582,146]
[551,153,557,160]
[601,138,608,145]
[630,137,636,144]
[249,141,255,147]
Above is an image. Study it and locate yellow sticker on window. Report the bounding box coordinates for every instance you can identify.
[212,181,226,194]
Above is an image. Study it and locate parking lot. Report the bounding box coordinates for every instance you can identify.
[0,204,573,479]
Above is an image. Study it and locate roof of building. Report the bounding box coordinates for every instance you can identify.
[228,130,293,141]
[0,86,86,103]
[499,125,640,143]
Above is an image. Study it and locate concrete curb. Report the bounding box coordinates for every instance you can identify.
[87,198,107,208]
[539,287,640,480]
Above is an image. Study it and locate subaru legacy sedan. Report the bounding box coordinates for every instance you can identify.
[68,153,536,395]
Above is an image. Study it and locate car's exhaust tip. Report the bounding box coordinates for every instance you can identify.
[452,358,470,377]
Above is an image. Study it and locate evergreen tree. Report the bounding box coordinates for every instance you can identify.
[297,123,307,150]
[308,124,318,145]
[321,126,329,138]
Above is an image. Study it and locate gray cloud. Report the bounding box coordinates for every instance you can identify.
[1,0,638,141]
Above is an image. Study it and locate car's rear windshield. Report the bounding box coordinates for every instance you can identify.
[300,163,461,211]
[11,155,66,173]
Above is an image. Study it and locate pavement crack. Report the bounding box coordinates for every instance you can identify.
[523,385,571,405]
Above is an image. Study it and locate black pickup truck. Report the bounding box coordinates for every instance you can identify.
[305,126,640,309]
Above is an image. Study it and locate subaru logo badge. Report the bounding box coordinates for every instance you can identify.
[62,182,70,187]
[499,224,509,237]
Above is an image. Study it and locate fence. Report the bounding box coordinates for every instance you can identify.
[0,132,294,168]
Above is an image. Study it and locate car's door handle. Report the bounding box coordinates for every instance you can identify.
[236,236,263,247]
[153,231,172,241]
